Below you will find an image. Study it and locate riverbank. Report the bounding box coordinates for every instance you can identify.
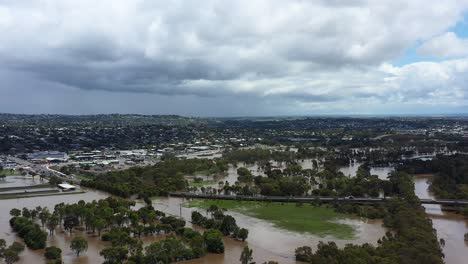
[185,200,356,239]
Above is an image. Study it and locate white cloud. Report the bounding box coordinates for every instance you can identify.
[418,32,468,58]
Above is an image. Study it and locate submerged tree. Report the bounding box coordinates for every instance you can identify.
[70,237,88,257]
[44,246,62,263]
[240,246,253,264]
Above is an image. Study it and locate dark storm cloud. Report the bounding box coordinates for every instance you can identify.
[0,0,468,115]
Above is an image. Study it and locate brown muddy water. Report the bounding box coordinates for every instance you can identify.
[0,176,44,188]
[153,197,385,264]
[0,187,110,264]
[339,162,394,180]
[8,166,462,264]
[413,175,468,264]
[0,185,386,264]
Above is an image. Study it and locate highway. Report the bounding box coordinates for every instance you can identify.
[168,192,468,206]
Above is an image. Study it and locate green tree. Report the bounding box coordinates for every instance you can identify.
[240,246,253,264]
[44,246,62,262]
[295,246,312,262]
[9,209,21,217]
[191,211,204,225]
[63,215,79,233]
[38,209,50,227]
[100,246,128,264]
[3,250,19,264]
[237,228,249,241]
[0,238,6,253]
[21,208,31,218]
[237,167,254,183]
[70,237,88,257]
[7,242,24,254]
[219,215,237,236]
[203,229,224,253]
[47,215,59,236]
[94,218,107,236]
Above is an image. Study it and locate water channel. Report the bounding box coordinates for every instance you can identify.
[413,175,468,264]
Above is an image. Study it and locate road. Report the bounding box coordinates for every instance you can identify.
[8,156,80,184]
[169,192,468,206]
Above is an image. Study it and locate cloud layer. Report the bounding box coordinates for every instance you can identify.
[1,0,468,115]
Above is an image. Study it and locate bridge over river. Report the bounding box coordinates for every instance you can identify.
[169,192,468,206]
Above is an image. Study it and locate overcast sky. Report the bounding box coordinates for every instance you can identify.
[1,0,468,116]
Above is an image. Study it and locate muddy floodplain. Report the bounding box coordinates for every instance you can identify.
[0,189,386,264]
[1,166,466,264]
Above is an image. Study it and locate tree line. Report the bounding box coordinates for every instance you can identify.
[7,197,256,263]
[216,162,390,199]
[191,205,249,242]
[295,171,444,264]
[81,157,228,198]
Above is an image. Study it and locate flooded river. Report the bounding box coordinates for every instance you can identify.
[6,164,457,264]
[413,175,468,264]
[0,187,110,264]
[0,185,386,264]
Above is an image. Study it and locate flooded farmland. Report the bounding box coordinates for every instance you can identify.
[1,167,465,264]
[152,197,386,264]
[0,184,386,264]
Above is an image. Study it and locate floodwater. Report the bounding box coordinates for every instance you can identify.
[413,175,468,264]
[177,150,223,160]
[153,197,386,264]
[0,185,387,264]
[0,187,111,264]
[340,162,394,180]
[0,176,43,188]
[0,162,389,264]
[193,163,266,190]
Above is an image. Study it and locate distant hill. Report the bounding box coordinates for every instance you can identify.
[0,113,210,126]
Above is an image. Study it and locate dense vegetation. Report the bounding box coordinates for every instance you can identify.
[224,147,329,165]
[220,162,389,199]
[9,197,229,263]
[81,158,228,198]
[295,171,444,264]
[44,246,62,263]
[428,154,468,200]
[398,154,468,199]
[224,148,297,164]
[9,216,47,249]
[191,205,249,241]
[0,239,25,264]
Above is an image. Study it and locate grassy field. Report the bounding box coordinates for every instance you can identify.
[185,200,356,239]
